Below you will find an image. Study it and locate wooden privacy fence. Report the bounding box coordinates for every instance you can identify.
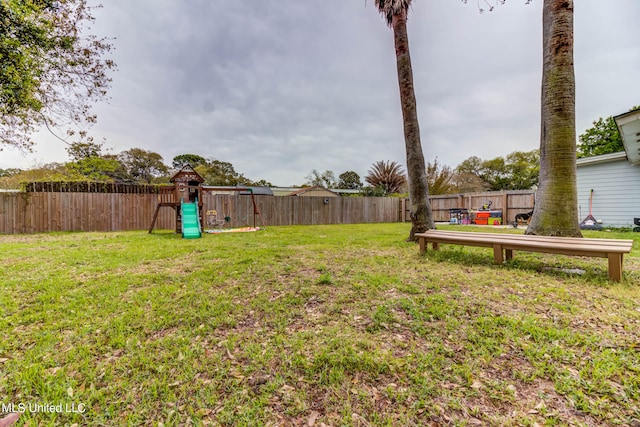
[0,192,402,234]
[0,192,175,234]
[0,189,536,234]
[204,194,400,228]
[401,190,536,223]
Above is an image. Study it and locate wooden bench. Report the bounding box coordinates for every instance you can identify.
[415,230,634,282]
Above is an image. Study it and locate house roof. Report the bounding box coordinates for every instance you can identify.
[202,186,273,196]
[576,151,628,167]
[614,109,640,165]
[239,186,273,196]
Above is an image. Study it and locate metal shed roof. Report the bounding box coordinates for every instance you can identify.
[202,186,273,196]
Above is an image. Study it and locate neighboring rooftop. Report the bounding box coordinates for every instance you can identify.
[270,187,360,197]
[202,186,274,196]
[576,151,628,166]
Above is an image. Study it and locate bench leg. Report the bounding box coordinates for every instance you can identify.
[608,253,623,282]
[419,238,439,255]
[505,249,513,261]
[493,244,504,264]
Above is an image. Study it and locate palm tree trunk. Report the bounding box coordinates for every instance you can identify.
[391,10,435,240]
[526,0,582,237]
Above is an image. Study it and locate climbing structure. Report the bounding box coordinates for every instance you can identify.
[148,164,205,237]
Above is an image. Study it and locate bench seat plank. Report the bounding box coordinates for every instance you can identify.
[416,230,633,281]
[418,230,631,248]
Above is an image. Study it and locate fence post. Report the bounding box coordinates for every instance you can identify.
[502,192,508,223]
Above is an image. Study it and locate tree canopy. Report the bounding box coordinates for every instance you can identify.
[455,150,539,191]
[425,158,456,195]
[195,159,253,186]
[1,141,275,188]
[365,160,407,195]
[577,106,639,158]
[0,0,115,151]
[172,154,207,169]
[305,169,337,188]
[118,148,169,184]
[337,171,363,190]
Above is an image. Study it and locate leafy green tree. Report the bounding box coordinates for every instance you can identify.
[66,157,124,181]
[172,154,208,169]
[64,140,128,181]
[0,168,21,178]
[1,0,115,151]
[373,0,435,240]
[0,163,67,188]
[321,170,337,188]
[118,148,169,184]
[577,116,622,158]
[577,106,639,158]
[479,157,509,191]
[505,150,539,190]
[454,150,539,191]
[365,160,406,195]
[454,156,491,192]
[195,159,252,186]
[337,171,363,190]
[66,141,106,162]
[360,185,388,197]
[305,169,337,188]
[455,156,483,176]
[425,158,456,195]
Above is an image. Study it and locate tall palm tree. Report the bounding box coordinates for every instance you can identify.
[365,160,407,194]
[374,0,435,241]
[526,0,582,237]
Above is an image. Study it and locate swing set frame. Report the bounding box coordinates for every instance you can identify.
[201,187,265,229]
[149,186,264,233]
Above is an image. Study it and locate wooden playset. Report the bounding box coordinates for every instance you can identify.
[148,165,205,238]
[148,165,264,238]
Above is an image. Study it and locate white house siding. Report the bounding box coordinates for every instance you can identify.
[576,157,640,227]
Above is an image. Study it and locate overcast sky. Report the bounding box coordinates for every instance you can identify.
[2,0,639,186]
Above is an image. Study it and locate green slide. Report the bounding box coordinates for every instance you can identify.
[181,199,202,239]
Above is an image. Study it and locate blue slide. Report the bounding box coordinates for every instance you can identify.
[181,199,202,239]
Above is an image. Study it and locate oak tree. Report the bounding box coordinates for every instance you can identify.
[0,0,115,151]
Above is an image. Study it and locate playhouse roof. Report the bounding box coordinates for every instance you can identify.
[170,164,205,183]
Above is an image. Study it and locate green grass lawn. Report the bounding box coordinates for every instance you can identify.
[1,224,639,426]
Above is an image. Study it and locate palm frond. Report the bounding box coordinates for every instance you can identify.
[374,0,412,26]
[365,160,407,194]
